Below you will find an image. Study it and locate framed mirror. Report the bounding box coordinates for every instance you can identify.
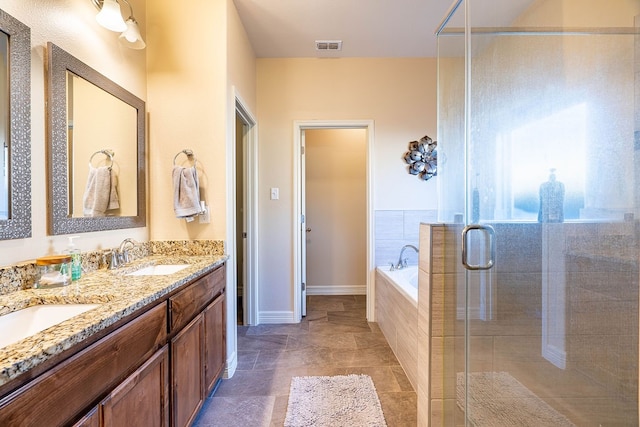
[47,42,146,235]
[0,10,31,240]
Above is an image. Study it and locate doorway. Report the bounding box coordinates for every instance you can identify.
[234,97,258,326]
[293,120,375,321]
[304,128,367,298]
[235,114,245,324]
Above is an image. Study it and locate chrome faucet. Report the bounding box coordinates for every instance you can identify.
[392,244,419,270]
[104,249,120,270]
[103,238,139,270]
[118,238,139,264]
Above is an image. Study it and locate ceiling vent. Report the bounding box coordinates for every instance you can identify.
[315,40,343,51]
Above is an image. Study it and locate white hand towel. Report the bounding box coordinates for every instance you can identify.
[173,165,202,218]
[83,165,118,217]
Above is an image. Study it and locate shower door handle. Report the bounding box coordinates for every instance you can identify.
[461,224,496,270]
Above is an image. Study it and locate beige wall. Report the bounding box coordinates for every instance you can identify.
[0,0,147,266]
[146,0,227,241]
[305,128,367,293]
[256,57,437,315]
[146,0,255,242]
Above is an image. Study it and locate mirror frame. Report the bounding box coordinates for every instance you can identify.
[46,42,146,235]
[0,10,31,240]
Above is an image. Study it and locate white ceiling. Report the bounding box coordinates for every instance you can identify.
[232,0,536,58]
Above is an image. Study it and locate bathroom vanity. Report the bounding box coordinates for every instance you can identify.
[0,256,226,427]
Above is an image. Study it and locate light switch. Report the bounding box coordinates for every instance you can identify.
[270,187,279,200]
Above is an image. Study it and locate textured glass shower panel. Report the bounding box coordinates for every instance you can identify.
[437,1,639,425]
[436,4,467,424]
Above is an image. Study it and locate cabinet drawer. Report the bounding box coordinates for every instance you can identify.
[170,265,225,332]
[0,303,167,426]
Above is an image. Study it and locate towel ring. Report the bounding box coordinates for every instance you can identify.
[173,149,197,166]
[90,149,114,169]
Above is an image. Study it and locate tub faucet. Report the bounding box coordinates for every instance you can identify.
[393,244,419,270]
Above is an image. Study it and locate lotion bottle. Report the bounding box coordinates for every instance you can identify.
[67,236,82,281]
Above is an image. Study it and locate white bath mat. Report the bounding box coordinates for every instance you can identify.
[284,374,387,427]
[457,371,576,426]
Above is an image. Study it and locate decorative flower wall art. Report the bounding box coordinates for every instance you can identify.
[403,135,437,181]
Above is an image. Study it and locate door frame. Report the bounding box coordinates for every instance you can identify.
[293,120,375,321]
[225,88,258,378]
[233,92,258,327]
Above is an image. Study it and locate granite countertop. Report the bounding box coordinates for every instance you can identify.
[0,254,227,388]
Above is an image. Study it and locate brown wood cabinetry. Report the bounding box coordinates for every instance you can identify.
[0,303,167,426]
[204,293,226,393]
[72,406,100,427]
[170,264,226,427]
[0,262,226,427]
[101,345,170,427]
[171,315,205,427]
[170,265,225,332]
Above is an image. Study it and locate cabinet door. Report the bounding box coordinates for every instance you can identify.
[171,314,204,427]
[101,345,170,427]
[72,406,100,427]
[204,293,226,394]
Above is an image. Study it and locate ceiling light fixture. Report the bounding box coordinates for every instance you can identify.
[91,0,145,49]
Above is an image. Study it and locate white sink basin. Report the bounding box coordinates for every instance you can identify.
[126,264,189,276]
[0,304,100,348]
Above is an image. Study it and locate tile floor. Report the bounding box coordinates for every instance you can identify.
[193,295,417,426]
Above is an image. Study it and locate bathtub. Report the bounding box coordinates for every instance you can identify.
[375,265,419,390]
[376,265,418,306]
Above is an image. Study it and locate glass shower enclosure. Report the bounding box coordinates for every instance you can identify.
[435,0,639,425]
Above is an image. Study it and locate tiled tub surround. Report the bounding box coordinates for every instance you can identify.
[375,266,418,391]
[0,240,226,391]
[375,210,437,268]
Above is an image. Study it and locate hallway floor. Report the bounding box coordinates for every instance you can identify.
[193,295,417,426]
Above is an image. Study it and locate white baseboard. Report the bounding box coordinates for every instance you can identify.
[307,285,366,295]
[542,344,567,370]
[258,310,297,324]
[224,349,237,379]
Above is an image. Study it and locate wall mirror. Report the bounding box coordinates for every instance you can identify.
[47,42,146,235]
[0,9,31,240]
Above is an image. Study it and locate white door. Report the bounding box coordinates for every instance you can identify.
[300,130,307,316]
[304,129,367,296]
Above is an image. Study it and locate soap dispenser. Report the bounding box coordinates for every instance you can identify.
[67,236,82,281]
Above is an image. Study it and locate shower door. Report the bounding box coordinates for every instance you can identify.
[437,0,640,425]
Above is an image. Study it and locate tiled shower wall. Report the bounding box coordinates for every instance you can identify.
[375,210,438,267]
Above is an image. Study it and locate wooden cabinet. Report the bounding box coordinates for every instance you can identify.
[170,264,226,427]
[101,345,170,427]
[0,262,226,427]
[0,303,167,426]
[204,293,226,394]
[171,315,205,427]
[170,265,225,332]
[72,406,100,427]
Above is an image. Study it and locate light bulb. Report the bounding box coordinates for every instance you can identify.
[119,18,146,49]
[96,0,127,32]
